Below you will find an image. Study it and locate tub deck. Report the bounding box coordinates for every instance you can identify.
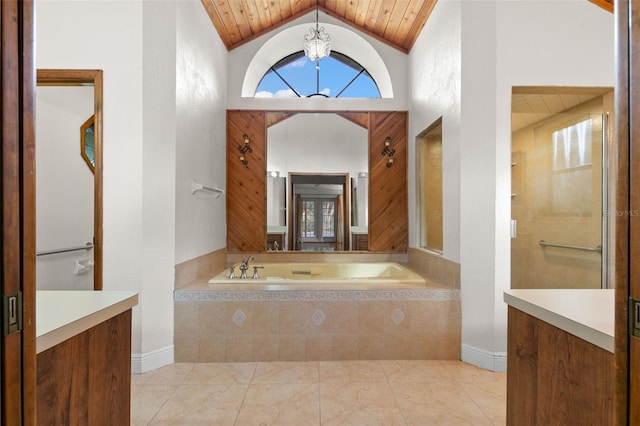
[205,262,434,290]
[182,278,446,292]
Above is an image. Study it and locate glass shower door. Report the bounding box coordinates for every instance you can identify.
[511,107,608,289]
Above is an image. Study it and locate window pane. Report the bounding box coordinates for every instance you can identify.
[272,57,318,96]
[255,51,381,98]
[255,71,299,98]
[336,73,380,98]
[302,200,315,238]
[552,119,592,170]
[319,56,360,97]
[322,201,335,238]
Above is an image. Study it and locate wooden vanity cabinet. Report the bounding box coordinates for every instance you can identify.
[507,306,614,425]
[36,291,137,425]
[352,233,368,251]
[37,310,132,424]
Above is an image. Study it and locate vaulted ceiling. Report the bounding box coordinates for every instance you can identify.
[200,0,437,53]
[201,0,613,55]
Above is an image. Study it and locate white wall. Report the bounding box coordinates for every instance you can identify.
[459,0,501,370]
[35,86,95,290]
[36,0,147,355]
[486,0,614,367]
[227,11,408,111]
[408,0,462,263]
[174,0,228,264]
[139,0,178,370]
[410,0,614,371]
[37,0,225,372]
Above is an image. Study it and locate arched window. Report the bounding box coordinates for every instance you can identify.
[255,51,381,99]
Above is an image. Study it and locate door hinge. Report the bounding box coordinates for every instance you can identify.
[3,292,23,335]
[630,297,640,338]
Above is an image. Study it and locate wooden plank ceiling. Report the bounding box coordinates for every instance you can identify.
[202,0,612,54]
[200,0,438,53]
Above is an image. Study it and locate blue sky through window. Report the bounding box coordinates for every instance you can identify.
[255,52,380,98]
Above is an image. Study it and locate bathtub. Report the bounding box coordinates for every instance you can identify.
[207,262,427,289]
[175,261,460,362]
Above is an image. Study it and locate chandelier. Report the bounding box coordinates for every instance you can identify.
[304,5,331,61]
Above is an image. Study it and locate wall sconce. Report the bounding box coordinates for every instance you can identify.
[381,136,395,168]
[267,171,280,178]
[238,134,252,166]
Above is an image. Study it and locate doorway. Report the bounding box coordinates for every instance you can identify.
[289,173,350,251]
[36,70,103,290]
[510,86,614,290]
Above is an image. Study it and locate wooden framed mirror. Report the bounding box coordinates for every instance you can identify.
[36,69,103,290]
[226,109,408,253]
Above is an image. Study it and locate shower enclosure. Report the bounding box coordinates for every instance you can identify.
[510,88,614,289]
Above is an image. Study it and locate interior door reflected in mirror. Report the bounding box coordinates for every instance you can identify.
[266,112,368,251]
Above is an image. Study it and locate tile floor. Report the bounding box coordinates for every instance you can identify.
[132,360,506,425]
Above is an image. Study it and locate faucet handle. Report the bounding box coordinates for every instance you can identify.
[228,266,236,279]
[252,266,264,279]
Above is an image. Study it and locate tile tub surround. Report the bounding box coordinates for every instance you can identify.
[408,247,460,289]
[175,248,227,289]
[174,285,460,362]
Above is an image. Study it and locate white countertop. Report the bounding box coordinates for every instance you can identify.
[267,226,287,234]
[351,226,368,234]
[503,289,614,353]
[36,290,138,354]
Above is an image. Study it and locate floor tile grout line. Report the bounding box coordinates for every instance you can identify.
[375,360,405,425]
[138,363,198,426]
[231,383,252,426]
[232,361,258,426]
[144,383,181,426]
[459,382,498,425]
[317,361,322,426]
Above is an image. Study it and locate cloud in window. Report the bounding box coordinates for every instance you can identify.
[283,58,307,69]
[255,89,297,98]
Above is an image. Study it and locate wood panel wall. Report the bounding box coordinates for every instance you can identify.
[226,110,267,252]
[369,111,408,252]
[36,310,132,425]
[226,110,408,253]
[506,307,614,425]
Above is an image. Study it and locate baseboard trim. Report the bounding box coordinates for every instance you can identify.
[131,345,174,374]
[461,344,507,372]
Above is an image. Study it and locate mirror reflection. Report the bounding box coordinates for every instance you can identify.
[80,114,95,173]
[267,112,368,251]
[417,117,443,252]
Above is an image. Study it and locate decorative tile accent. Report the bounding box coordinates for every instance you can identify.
[391,308,405,325]
[311,309,326,325]
[232,309,247,326]
[175,289,460,302]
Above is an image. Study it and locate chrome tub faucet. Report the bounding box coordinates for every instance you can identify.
[238,256,254,279]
